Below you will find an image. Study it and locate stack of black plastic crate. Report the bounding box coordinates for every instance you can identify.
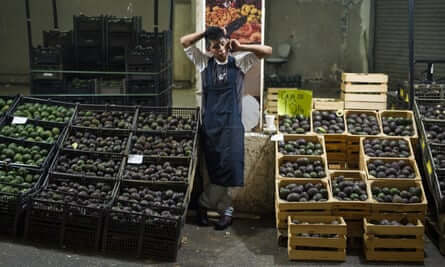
[125,30,172,107]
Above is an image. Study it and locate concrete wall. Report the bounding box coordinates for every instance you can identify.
[0,0,194,84]
[265,0,371,92]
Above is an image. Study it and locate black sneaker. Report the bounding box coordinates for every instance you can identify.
[214,215,232,231]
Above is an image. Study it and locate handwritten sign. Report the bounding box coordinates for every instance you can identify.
[277,89,312,117]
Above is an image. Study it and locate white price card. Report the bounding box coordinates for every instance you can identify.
[128,154,143,164]
[12,116,28,124]
[271,134,284,142]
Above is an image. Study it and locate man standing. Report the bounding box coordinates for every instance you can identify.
[180,27,272,230]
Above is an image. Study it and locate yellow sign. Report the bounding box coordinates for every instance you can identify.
[405,93,409,103]
[426,160,432,175]
[400,88,405,97]
[421,139,425,151]
[277,89,313,117]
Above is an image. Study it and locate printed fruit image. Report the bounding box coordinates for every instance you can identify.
[13,102,74,123]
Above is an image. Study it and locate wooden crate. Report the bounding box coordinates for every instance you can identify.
[313,98,344,110]
[325,134,347,162]
[346,219,364,238]
[276,156,329,180]
[364,216,424,262]
[288,216,346,261]
[265,88,282,115]
[275,179,333,212]
[363,157,421,182]
[330,171,372,220]
[275,134,326,158]
[312,109,346,135]
[360,136,415,162]
[379,110,419,145]
[277,114,312,135]
[341,73,388,111]
[345,110,383,142]
[369,180,427,220]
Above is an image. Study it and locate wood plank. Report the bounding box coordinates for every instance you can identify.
[342,73,388,84]
[344,101,387,110]
[343,93,387,103]
[364,249,424,262]
[341,83,388,93]
[289,236,347,248]
[313,98,345,110]
[267,94,278,101]
[288,248,346,261]
[368,236,424,249]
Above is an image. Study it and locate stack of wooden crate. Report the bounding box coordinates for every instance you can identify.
[341,73,388,110]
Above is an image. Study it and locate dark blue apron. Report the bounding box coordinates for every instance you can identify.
[201,56,244,187]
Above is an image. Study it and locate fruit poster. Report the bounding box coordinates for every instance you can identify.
[205,0,262,44]
[277,89,313,117]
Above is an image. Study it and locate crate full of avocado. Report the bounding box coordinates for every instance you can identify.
[11,97,76,124]
[0,166,43,236]
[0,116,64,144]
[0,138,54,169]
[0,96,17,117]
[136,107,199,132]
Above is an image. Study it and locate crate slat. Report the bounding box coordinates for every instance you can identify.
[342,73,388,84]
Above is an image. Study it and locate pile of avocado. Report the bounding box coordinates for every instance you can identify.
[372,185,422,203]
[0,142,49,167]
[279,115,311,134]
[0,167,40,196]
[278,138,323,156]
[0,124,61,143]
[13,102,74,123]
[0,98,14,115]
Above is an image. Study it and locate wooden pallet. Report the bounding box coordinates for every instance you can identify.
[364,216,424,262]
[379,110,419,145]
[369,180,427,220]
[341,73,388,111]
[287,216,346,261]
[330,171,372,220]
[313,98,344,110]
[276,155,329,180]
[363,157,421,182]
[275,134,326,159]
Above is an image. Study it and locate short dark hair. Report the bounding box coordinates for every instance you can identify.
[205,27,226,49]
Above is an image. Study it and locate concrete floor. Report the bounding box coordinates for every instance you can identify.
[0,86,443,265]
[0,217,443,267]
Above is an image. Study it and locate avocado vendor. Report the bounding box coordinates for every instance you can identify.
[180,27,272,230]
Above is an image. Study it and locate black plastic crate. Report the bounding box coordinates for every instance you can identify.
[0,166,44,236]
[61,126,130,155]
[31,47,62,66]
[72,104,137,130]
[24,173,118,250]
[0,95,19,118]
[33,95,95,105]
[135,106,199,132]
[9,97,77,125]
[31,79,64,95]
[0,136,55,170]
[126,131,195,159]
[420,120,445,145]
[102,181,188,259]
[75,47,104,66]
[66,78,97,95]
[97,78,125,94]
[0,116,67,146]
[50,149,125,180]
[74,15,105,32]
[122,156,192,185]
[427,144,445,212]
[93,95,127,105]
[127,90,171,107]
[31,66,64,81]
[43,30,73,48]
[414,98,445,122]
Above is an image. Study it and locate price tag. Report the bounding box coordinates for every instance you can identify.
[128,154,143,164]
[43,72,54,77]
[426,160,432,175]
[72,142,78,149]
[12,116,27,124]
[271,134,284,142]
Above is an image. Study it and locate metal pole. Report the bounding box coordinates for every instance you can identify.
[408,0,414,109]
[25,0,33,93]
[169,0,174,31]
[52,0,59,29]
[154,0,159,34]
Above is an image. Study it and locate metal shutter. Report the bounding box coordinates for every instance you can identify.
[374,0,445,85]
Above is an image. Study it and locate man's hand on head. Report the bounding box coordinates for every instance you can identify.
[229,39,243,52]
